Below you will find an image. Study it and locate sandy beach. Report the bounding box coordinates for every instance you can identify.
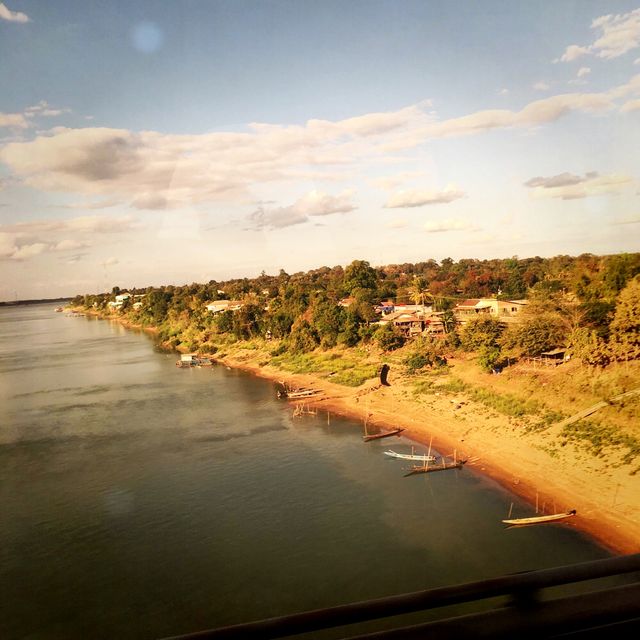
[216,350,640,556]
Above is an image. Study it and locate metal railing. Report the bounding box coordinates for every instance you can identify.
[161,553,640,640]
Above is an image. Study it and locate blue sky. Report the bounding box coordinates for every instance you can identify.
[1,1,639,299]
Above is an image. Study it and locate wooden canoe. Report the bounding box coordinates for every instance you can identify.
[502,510,577,526]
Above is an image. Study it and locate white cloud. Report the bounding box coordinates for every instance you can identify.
[0,215,137,261]
[0,81,633,210]
[250,190,356,229]
[591,9,640,59]
[498,88,510,96]
[11,242,47,260]
[533,81,550,91]
[558,45,590,62]
[608,73,640,99]
[104,257,119,266]
[0,232,47,260]
[391,91,615,147]
[423,219,472,233]
[0,2,30,23]
[620,98,640,112]
[558,9,640,62]
[25,101,70,118]
[53,238,91,252]
[524,171,633,199]
[577,67,591,78]
[0,112,29,129]
[385,186,465,208]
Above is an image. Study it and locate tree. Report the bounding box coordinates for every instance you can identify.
[460,316,503,351]
[407,276,433,313]
[338,311,361,347]
[568,327,610,367]
[375,323,405,351]
[289,319,319,353]
[312,299,345,348]
[501,312,566,357]
[609,276,640,361]
[343,260,379,296]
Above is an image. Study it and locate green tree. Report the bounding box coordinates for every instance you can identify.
[501,312,566,357]
[343,260,379,296]
[232,304,263,340]
[289,319,320,353]
[338,311,361,347]
[312,299,345,348]
[460,316,503,351]
[609,276,640,361]
[403,337,446,372]
[375,323,405,351]
[568,327,610,367]
[407,276,433,313]
[477,346,503,372]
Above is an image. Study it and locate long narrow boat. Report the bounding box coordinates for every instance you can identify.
[383,450,436,462]
[502,510,577,526]
[405,459,466,476]
[277,386,323,399]
[362,427,405,442]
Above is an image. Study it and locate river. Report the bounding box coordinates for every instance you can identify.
[0,304,612,639]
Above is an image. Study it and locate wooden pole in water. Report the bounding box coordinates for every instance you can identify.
[536,491,539,514]
[612,482,620,508]
[508,502,514,519]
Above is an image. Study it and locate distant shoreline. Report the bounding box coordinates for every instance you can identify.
[0,297,72,307]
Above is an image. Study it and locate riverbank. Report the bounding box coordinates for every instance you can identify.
[67,307,640,555]
[212,347,640,556]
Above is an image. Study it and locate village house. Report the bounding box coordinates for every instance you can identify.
[454,298,527,325]
[392,302,434,314]
[374,300,395,315]
[377,309,445,338]
[107,293,131,309]
[205,300,244,314]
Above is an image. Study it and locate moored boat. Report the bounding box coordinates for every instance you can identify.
[383,449,436,462]
[502,510,577,526]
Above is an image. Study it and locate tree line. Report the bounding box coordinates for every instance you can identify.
[72,253,640,370]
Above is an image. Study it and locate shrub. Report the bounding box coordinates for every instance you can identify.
[375,324,406,351]
[461,316,503,351]
[289,319,320,353]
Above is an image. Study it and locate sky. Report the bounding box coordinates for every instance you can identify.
[0,1,639,300]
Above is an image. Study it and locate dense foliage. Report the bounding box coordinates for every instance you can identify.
[72,253,640,370]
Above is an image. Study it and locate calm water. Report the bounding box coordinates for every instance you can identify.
[0,304,611,639]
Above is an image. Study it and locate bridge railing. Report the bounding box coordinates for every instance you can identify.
[161,553,640,640]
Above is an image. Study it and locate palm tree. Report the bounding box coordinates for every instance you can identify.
[408,276,433,319]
